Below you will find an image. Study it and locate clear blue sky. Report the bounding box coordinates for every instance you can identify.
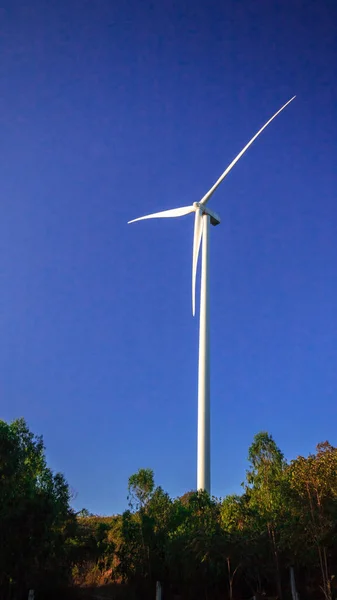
[1,0,336,515]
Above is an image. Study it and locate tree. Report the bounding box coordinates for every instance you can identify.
[118,469,157,597]
[289,442,337,600]
[166,491,226,599]
[0,418,74,599]
[66,435,337,600]
[127,468,155,511]
[245,432,288,600]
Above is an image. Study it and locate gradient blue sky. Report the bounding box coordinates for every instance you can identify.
[1,0,336,515]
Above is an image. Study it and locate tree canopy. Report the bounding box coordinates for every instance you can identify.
[0,418,75,599]
[2,419,337,600]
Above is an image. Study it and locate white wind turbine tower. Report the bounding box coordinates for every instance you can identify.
[128,96,295,493]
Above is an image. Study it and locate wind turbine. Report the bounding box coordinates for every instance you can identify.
[128,96,295,493]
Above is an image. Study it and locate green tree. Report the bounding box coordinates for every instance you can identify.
[289,441,337,600]
[245,431,287,599]
[128,468,155,511]
[118,469,157,597]
[0,418,74,599]
[166,491,225,599]
[68,436,337,600]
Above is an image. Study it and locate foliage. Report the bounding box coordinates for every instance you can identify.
[71,515,120,586]
[244,432,288,599]
[287,442,337,600]
[0,418,75,599]
[3,418,337,600]
[127,467,155,510]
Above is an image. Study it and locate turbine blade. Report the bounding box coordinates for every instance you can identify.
[192,209,203,316]
[128,205,195,224]
[200,95,296,205]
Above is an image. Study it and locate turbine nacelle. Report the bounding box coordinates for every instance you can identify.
[193,202,221,226]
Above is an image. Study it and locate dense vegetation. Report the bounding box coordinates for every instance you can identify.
[1,419,337,600]
[0,418,76,599]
